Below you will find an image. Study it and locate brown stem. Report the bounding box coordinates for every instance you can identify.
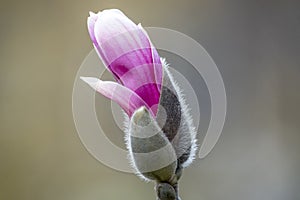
[155,181,180,200]
[155,165,183,200]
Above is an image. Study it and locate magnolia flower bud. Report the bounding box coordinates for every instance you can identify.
[126,106,177,182]
[83,9,198,200]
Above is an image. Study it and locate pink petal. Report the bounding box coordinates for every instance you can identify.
[80,77,152,117]
[89,9,162,115]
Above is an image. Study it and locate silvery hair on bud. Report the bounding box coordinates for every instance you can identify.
[125,106,177,182]
[123,58,197,182]
[157,58,197,168]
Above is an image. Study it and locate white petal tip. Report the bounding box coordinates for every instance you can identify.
[80,76,100,90]
[89,11,96,17]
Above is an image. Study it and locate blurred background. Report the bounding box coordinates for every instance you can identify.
[1,0,299,199]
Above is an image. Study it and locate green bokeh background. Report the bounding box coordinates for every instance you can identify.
[1,0,299,199]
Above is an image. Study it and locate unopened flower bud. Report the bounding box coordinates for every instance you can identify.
[127,106,177,182]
